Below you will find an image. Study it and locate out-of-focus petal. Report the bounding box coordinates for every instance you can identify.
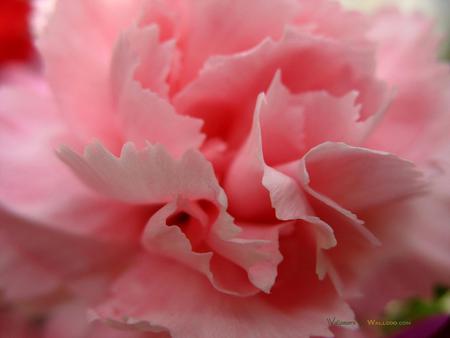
[0,207,132,302]
[0,76,142,241]
[365,11,450,162]
[37,0,146,148]
[44,301,169,338]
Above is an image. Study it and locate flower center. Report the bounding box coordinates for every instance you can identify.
[166,199,217,252]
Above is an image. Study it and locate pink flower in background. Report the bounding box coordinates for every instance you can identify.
[0,0,33,66]
[0,0,449,337]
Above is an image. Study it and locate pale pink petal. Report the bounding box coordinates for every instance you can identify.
[93,250,355,338]
[58,142,224,205]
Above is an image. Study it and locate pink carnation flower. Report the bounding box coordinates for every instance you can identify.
[1,0,449,337]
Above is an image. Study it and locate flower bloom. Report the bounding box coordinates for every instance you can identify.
[0,0,449,337]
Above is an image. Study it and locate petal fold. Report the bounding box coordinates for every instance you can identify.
[93,252,355,338]
[110,24,204,156]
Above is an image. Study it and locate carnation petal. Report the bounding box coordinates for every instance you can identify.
[208,219,283,294]
[0,206,131,302]
[110,24,204,156]
[365,11,450,162]
[294,0,370,43]
[110,24,175,97]
[38,0,149,148]
[260,71,386,166]
[299,142,425,213]
[225,93,337,281]
[58,142,222,205]
[93,252,355,338]
[141,198,259,296]
[171,0,301,87]
[0,80,142,241]
[174,30,388,150]
[61,141,282,294]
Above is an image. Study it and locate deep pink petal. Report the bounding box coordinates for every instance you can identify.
[174,29,388,150]
[225,93,337,280]
[141,198,258,296]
